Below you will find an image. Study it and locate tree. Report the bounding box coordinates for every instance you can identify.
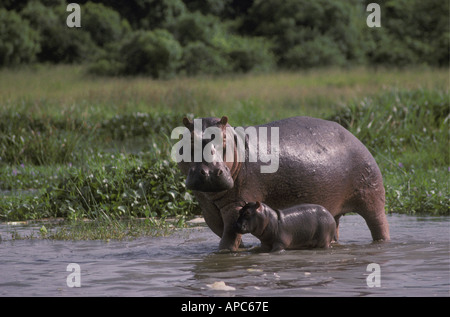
[364,0,449,67]
[119,29,183,78]
[21,1,98,63]
[242,0,367,68]
[0,9,40,67]
[181,41,228,75]
[81,2,131,47]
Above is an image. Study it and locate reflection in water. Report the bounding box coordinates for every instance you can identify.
[0,215,448,296]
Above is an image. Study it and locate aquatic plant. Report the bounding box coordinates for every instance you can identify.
[0,67,448,228]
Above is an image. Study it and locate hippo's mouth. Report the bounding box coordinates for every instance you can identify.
[234,222,248,234]
[185,163,234,192]
[186,175,234,192]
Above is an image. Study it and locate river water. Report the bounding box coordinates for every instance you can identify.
[0,214,448,297]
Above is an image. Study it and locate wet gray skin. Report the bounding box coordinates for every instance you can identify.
[235,202,336,252]
[178,116,390,251]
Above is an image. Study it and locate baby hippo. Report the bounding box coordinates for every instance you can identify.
[235,201,336,252]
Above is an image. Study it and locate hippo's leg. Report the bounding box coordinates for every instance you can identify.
[333,215,342,242]
[353,185,390,241]
[218,204,243,252]
[194,193,224,238]
[270,242,286,253]
[361,207,390,241]
[347,161,390,241]
[219,229,242,252]
[203,210,224,238]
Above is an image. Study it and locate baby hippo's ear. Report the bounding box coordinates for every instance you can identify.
[255,201,263,212]
[220,116,228,125]
[183,117,194,130]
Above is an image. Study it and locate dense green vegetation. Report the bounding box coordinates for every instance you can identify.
[0,1,448,239]
[330,89,449,214]
[0,67,448,228]
[1,0,448,77]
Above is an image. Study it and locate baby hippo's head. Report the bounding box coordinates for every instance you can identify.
[235,201,267,235]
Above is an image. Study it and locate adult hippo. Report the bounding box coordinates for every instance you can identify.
[175,116,390,251]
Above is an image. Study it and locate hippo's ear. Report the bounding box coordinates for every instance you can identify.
[183,117,194,130]
[255,201,263,212]
[220,116,228,126]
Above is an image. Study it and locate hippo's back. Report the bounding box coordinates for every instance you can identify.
[248,116,382,215]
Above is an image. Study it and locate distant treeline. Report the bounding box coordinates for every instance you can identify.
[1,0,448,78]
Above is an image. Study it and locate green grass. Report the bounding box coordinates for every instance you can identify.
[0,65,448,239]
[1,65,447,122]
[330,89,449,214]
[1,218,179,241]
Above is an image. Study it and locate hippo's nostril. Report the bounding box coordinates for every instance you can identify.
[216,169,223,176]
[201,169,208,176]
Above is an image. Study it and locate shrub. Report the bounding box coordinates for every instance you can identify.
[181,41,229,75]
[211,29,276,73]
[119,29,183,78]
[364,0,450,67]
[135,0,186,29]
[227,36,276,73]
[242,0,367,69]
[169,11,219,46]
[365,29,419,67]
[283,36,346,69]
[21,2,98,63]
[183,0,229,16]
[0,9,40,67]
[81,2,131,47]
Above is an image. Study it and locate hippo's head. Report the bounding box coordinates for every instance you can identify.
[181,116,236,192]
[235,201,267,235]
